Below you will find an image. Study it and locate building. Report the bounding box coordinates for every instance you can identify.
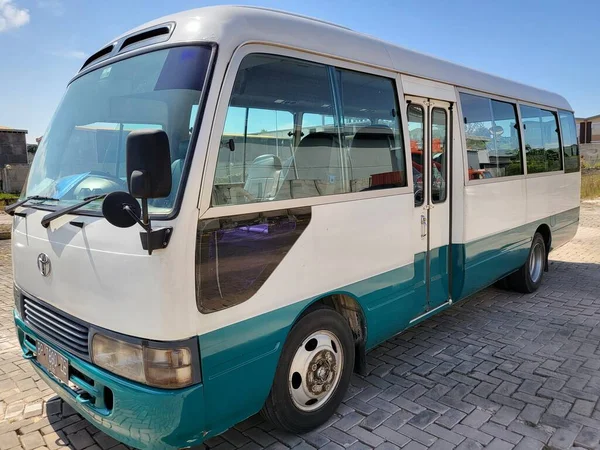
[576,114,600,144]
[0,126,31,193]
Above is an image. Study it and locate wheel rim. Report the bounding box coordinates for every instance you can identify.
[529,241,544,284]
[288,330,344,412]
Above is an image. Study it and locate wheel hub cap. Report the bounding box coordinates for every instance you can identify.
[288,330,343,412]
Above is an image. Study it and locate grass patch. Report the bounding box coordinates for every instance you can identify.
[582,159,600,170]
[0,193,20,209]
[582,169,600,200]
[0,193,19,201]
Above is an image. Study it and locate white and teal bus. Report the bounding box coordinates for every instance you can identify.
[11,6,580,449]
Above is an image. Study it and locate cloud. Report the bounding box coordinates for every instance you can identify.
[50,49,87,59]
[36,0,64,17]
[0,0,30,32]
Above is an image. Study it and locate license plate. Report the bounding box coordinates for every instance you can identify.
[36,342,69,385]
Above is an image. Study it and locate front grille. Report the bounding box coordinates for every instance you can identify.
[23,297,90,358]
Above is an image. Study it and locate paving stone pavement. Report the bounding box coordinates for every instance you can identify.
[1,201,600,450]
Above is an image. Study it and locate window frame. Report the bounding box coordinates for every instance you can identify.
[430,106,448,204]
[558,110,580,174]
[517,99,565,178]
[198,44,412,219]
[457,87,568,185]
[456,87,526,186]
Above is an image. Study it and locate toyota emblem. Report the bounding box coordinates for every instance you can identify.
[37,253,51,277]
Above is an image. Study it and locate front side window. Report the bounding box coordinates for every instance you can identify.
[25,46,213,214]
[211,54,406,206]
[520,105,562,174]
[460,93,523,179]
[559,110,580,173]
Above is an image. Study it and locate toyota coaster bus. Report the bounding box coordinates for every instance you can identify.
[11,6,580,449]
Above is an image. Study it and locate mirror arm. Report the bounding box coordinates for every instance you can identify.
[124,200,172,255]
[141,198,150,228]
[123,205,150,231]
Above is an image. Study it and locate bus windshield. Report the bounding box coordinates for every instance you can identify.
[25,45,213,214]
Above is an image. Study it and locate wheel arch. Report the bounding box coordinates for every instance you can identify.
[296,292,368,375]
[535,223,552,271]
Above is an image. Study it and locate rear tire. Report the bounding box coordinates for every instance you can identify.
[261,308,355,433]
[509,232,546,293]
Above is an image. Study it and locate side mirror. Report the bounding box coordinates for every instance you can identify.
[102,191,141,228]
[102,190,172,255]
[126,129,172,199]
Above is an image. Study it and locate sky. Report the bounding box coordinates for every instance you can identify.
[0,0,598,143]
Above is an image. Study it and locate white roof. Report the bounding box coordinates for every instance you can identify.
[101,5,572,111]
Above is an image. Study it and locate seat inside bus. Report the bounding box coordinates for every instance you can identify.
[244,154,283,201]
[279,132,345,199]
[349,125,399,191]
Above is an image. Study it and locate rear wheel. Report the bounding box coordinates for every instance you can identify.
[261,308,354,433]
[509,232,546,293]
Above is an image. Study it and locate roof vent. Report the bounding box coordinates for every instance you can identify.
[119,24,173,53]
[80,44,114,71]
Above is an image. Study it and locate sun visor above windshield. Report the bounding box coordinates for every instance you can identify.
[154,46,212,92]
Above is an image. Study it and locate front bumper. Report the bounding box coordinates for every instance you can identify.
[15,314,207,450]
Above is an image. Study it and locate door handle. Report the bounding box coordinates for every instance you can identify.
[421,214,427,238]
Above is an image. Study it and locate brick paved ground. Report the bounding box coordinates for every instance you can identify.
[1,201,599,450]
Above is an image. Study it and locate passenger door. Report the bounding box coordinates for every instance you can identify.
[406,96,452,314]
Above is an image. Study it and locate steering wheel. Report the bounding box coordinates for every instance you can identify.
[70,171,126,200]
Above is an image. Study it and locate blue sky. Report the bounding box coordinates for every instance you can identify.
[0,0,598,143]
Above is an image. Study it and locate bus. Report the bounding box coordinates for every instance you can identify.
[10,6,580,449]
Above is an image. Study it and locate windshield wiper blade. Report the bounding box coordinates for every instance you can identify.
[5,196,60,216]
[41,194,106,228]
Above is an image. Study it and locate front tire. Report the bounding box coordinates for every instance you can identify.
[509,232,546,293]
[261,307,355,433]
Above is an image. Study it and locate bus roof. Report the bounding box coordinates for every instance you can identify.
[88,6,572,111]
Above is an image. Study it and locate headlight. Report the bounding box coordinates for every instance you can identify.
[92,334,196,389]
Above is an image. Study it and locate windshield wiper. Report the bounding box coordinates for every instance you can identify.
[5,196,60,216]
[41,194,106,228]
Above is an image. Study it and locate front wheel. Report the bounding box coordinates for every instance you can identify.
[261,307,355,433]
[509,232,546,293]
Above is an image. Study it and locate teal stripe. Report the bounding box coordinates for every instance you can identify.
[452,206,580,299]
[199,206,579,438]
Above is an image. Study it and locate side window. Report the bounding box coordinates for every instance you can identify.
[212,54,342,206]
[211,53,407,207]
[520,105,562,174]
[338,69,406,192]
[460,93,523,179]
[431,108,447,203]
[559,110,580,173]
[408,104,425,205]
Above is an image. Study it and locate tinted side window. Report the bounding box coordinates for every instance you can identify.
[212,54,408,207]
[559,110,580,173]
[212,54,343,206]
[339,69,406,192]
[520,105,562,174]
[460,93,523,179]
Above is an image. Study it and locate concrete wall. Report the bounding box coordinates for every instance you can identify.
[0,131,28,165]
[0,164,29,193]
